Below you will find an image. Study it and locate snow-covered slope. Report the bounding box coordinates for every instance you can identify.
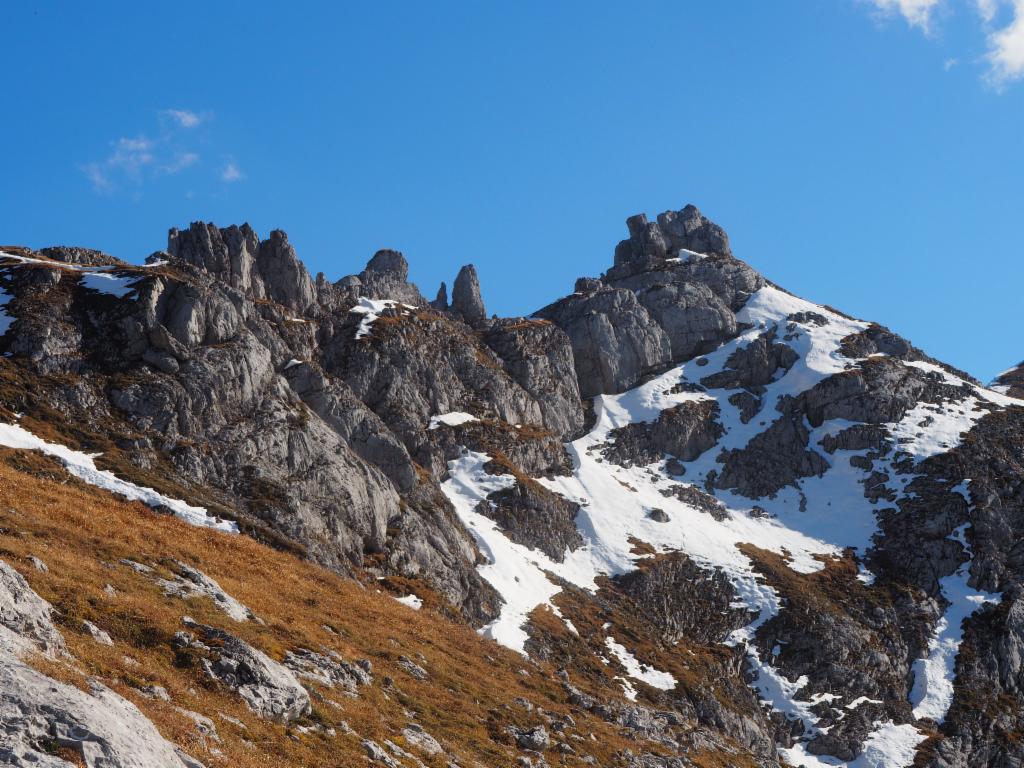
[441,284,1020,766]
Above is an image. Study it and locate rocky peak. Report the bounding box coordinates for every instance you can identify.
[352,249,426,307]
[613,204,732,265]
[451,264,487,326]
[167,222,316,314]
[255,229,317,314]
[364,249,409,278]
[168,221,261,294]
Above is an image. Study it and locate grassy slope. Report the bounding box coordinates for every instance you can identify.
[0,447,759,768]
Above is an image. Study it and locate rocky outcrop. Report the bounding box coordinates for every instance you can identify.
[714,413,828,498]
[699,329,798,391]
[0,559,199,767]
[483,319,584,438]
[283,648,372,692]
[993,360,1024,399]
[480,479,583,562]
[451,264,487,326]
[613,205,732,265]
[175,618,311,722]
[600,399,723,468]
[157,561,254,622]
[613,553,751,645]
[354,250,428,307]
[167,222,315,314]
[535,283,671,398]
[0,560,64,656]
[536,207,761,397]
[0,655,205,768]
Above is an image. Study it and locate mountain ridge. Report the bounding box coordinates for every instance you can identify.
[0,205,1022,767]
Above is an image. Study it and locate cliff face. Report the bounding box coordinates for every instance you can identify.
[0,205,1022,767]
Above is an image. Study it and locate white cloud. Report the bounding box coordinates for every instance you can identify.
[79,162,111,192]
[976,0,999,22]
[858,0,1024,88]
[987,0,1024,84]
[220,162,244,182]
[160,152,200,174]
[79,135,155,191]
[80,109,213,192]
[868,0,943,31]
[162,109,202,128]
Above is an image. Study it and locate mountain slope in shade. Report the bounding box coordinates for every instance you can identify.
[0,205,1022,767]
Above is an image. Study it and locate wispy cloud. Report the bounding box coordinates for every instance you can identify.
[858,0,1024,87]
[976,0,999,21]
[79,135,156,192]
[161,108,202,128]
[160,151,200,175]
[866,0,943,31]
[80,108,237,193]
[220,162,244,182]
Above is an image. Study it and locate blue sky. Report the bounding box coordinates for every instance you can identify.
[1,1,1022,381]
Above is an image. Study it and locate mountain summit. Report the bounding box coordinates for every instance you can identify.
[0,206,1022,767]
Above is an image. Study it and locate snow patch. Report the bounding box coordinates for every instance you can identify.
[79,272,137,298]
[781,722,925,768]
[349,297,414,340]
[909,524,1000,723]
[429,412,479,430]
[604,636,676,691]
[395,594,423,610]
[0,422,236,533]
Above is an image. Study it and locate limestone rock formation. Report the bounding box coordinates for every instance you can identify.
[451,264,487,326]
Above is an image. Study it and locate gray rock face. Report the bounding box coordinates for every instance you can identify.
[355,250,428,306]
[0,559,197,768]
[483,319,584,438]
[535,285,671,399]
[614,553,751,645]
[537,208,761,397]
[0,653,204,768]
[600,400,724,468]
[168,222,262,295]
[157,561,254,622]
[254,230,317,314]
[715,414,828,498]
[700,329,798,391]
[993,360,1024,399]
[324,306,544,456]
[613,205,731,265]
[432,281,449,311]
[451,264,486,326]
[167,223,315,315]
[283,648,372,692]
[479,479,583,562]
[176,618,310,723]
[0,560,65,656]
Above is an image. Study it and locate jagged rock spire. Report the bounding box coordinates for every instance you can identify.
[432,281,449,311]
[451,265,486,326]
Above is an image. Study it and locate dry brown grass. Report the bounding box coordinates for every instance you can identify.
[0,447,752,767]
